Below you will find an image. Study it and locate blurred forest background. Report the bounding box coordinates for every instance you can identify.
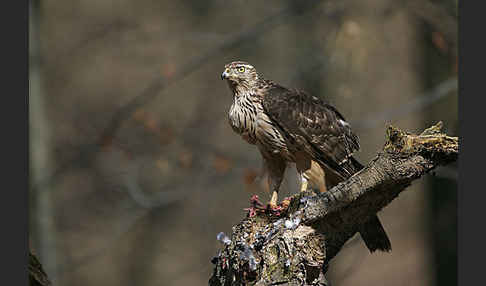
[29,0,458,285]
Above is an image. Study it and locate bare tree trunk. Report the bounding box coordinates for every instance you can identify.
[29,0,57,279]
[209,122,458,286]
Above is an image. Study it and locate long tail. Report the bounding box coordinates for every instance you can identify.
[348,156,365,174]
[311,156,392,252]
[350,157,392,253]
[359,215,392,252]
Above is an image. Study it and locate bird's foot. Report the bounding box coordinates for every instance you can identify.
[280,196,292,210]
[267,203,282,215]
[266,197,292,216]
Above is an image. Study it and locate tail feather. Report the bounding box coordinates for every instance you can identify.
[359,215,392,252]
[349,156,364,172]
[318,156,392,253]
[349,157,391,252]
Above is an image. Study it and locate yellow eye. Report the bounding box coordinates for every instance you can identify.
[237,66,245,73]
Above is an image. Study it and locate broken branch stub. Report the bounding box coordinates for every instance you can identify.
[209,122,458,286]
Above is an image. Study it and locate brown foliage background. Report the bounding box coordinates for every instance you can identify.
[29,0,457,285]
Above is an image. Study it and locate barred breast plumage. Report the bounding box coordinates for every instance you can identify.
[228,92,293,160]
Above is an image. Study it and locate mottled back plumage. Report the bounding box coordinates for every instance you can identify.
[263,84,362,179]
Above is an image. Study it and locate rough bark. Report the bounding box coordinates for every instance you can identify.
[209,122,458,286]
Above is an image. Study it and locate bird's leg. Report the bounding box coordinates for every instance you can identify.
[266,156,286,213]
[300,173,308,192]
[295,154,312,193]
[269,190,279,208]
[268,173,284,209]
[308,160,327,193]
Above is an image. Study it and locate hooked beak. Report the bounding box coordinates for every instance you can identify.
[221,69,229,80]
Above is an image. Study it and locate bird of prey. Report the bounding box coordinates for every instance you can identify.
[221,61,391,252]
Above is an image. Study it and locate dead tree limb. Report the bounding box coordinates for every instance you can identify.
[209,122,458,286]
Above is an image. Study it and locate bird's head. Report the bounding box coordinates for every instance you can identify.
[221,61,259,92]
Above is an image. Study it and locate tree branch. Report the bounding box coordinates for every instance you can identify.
[209,122,458,286]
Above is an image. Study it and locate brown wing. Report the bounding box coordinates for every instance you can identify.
[262,84,361,179]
